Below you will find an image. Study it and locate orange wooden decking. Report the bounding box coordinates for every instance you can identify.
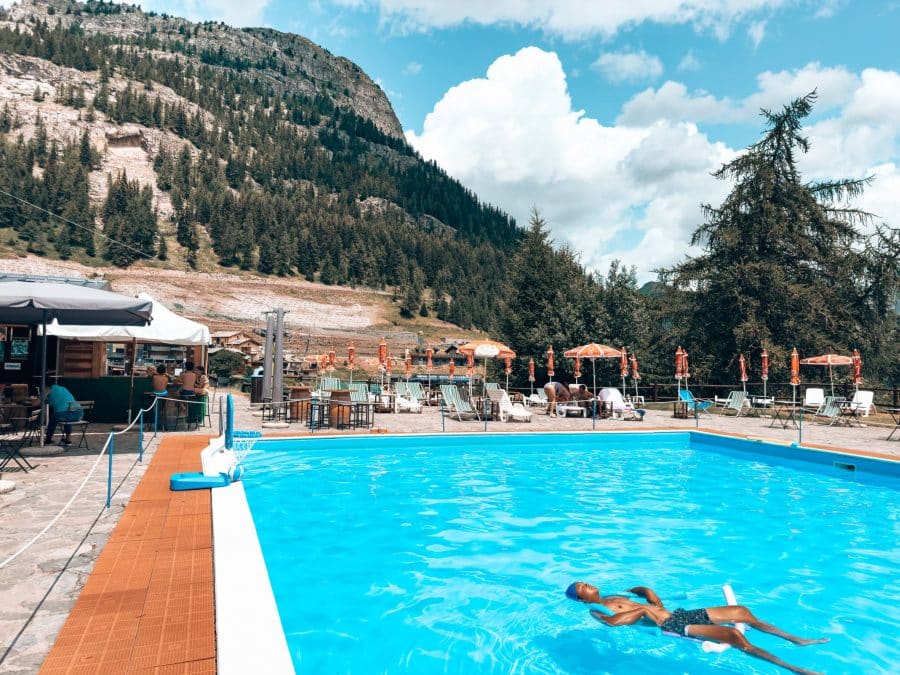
[40,435,216,675]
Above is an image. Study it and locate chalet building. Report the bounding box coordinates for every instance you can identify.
[210,330,263,360]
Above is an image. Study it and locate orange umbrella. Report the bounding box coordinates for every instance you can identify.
[328,346,336,371]
[630,353,641,398]
[573,356,582,381]
[799,353,852,396]
[347,342,356,382]
[790,347,800,403]
[760,348,769,399]
[448,358,456,379]
[738,353,748,392]
[425,346,434,371]
[378,338,387,369]
[675,346,685,383]
[504,356,513,391]
[851,349,862,389]
[683,350,690,380]
[458,339,515,395]
[619,348,628,391]
[546,345,555,380]
[528,357,535,395]
[465,351,475,393]
[563,343,623,395]
[404,348,412,380]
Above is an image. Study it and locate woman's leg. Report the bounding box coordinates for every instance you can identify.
[687,624,822,675]
[706,606,828,645]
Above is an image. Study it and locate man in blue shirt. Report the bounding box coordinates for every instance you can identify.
[45,384,82,445]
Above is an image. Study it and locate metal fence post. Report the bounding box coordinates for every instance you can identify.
[592,399,596,430]
[310,400,317,433]
[154,400,158,435]
[440,398,445,433]
[695,404,699,428]
[106,433,114,509]
[484,399,488,431]
[138,410,144,463]
[798,407,803,444]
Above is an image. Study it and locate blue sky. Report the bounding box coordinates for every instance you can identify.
[141,1,900,279]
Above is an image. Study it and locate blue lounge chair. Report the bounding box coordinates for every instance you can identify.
[678,389,713,415]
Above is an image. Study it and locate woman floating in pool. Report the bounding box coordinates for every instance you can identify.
[565,582,828,675]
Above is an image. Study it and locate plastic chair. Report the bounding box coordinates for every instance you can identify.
[67,400,94,450]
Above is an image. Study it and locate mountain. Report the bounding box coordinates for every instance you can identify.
[0,0,519,331]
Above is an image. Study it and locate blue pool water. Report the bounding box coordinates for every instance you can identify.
[241,432,899,674]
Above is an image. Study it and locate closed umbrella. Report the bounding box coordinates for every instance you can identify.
[466,350,475,395]
[630,353,641,398]
[528,358,535,396]
[448,358,456,380]
[573,356,582,383]
[675,346,685,390]
[504,356,513,392]
[760,348,769,400]
[348,342,356,382]
[738,353,748,393]
[385,350,392,386]
[327,346,336,372]
[378,337,387,388]
[799,353,852,397]
[851,349,862,391]
[546,345,555,381]
[404,348,412,380]
[426,345,434,392]
[683,350,690,382]
[619,348,628,392]
[563,343,623,397]
[790,347,800,403]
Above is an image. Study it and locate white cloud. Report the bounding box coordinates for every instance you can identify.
[618,62,860,125]
[135,0,271,26]
[407,47,732,279]
[593,49,663,84]
[677,50,701,71]
[402,61,423,75]
[408,48,900,280]
[747,19,766,47]
[330,0,791,40]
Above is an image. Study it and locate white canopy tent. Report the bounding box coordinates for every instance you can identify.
[45,293,209,345]
[44,293,210,420]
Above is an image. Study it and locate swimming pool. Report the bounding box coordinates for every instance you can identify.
[240,432,899,674]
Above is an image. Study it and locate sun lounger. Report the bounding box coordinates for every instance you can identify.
[678,389,713,416]
[439,384,478,421]
[486,389,532,422]
[720,391,750,417]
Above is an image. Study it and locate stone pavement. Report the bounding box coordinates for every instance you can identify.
[1,392,896,672]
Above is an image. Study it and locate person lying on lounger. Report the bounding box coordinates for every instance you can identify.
[565,582,827,675]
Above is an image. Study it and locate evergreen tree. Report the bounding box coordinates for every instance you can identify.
[662,92,899,383]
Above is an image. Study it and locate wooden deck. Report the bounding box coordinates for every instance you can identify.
[40,436,216,675]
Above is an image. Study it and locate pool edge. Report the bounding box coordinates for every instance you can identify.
[212,479,294,674]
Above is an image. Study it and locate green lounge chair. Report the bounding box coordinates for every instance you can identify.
[439,384,478,421]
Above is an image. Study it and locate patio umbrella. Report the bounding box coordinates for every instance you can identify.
[630,353,641,398]
[760,348,769,400]
[683,350,690,381]
[799,353,852,397]
[504,356,513,392]
[458,339,516,396]
[448,358,456,380]
[563,343,623,397]
[348,342,356,382]
[0,281,153,446]
[619,348,628,392]
[465,350,475,395]
[738,353,748,393]
[851,349,862,391]
[404,349,412,381]
[426,345,434,391]
[675,346,685,390]
[546,345,555,382]
[790,347,800,403]
[385,350,392,387]
[528,358,535,396]
[573,356,582,384]
[327,346,336,372]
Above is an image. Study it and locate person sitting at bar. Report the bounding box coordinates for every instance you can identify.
[150,364,170,395]
[176,361,198,396]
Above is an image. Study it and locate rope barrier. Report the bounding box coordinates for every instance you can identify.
[0,396,162,570]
